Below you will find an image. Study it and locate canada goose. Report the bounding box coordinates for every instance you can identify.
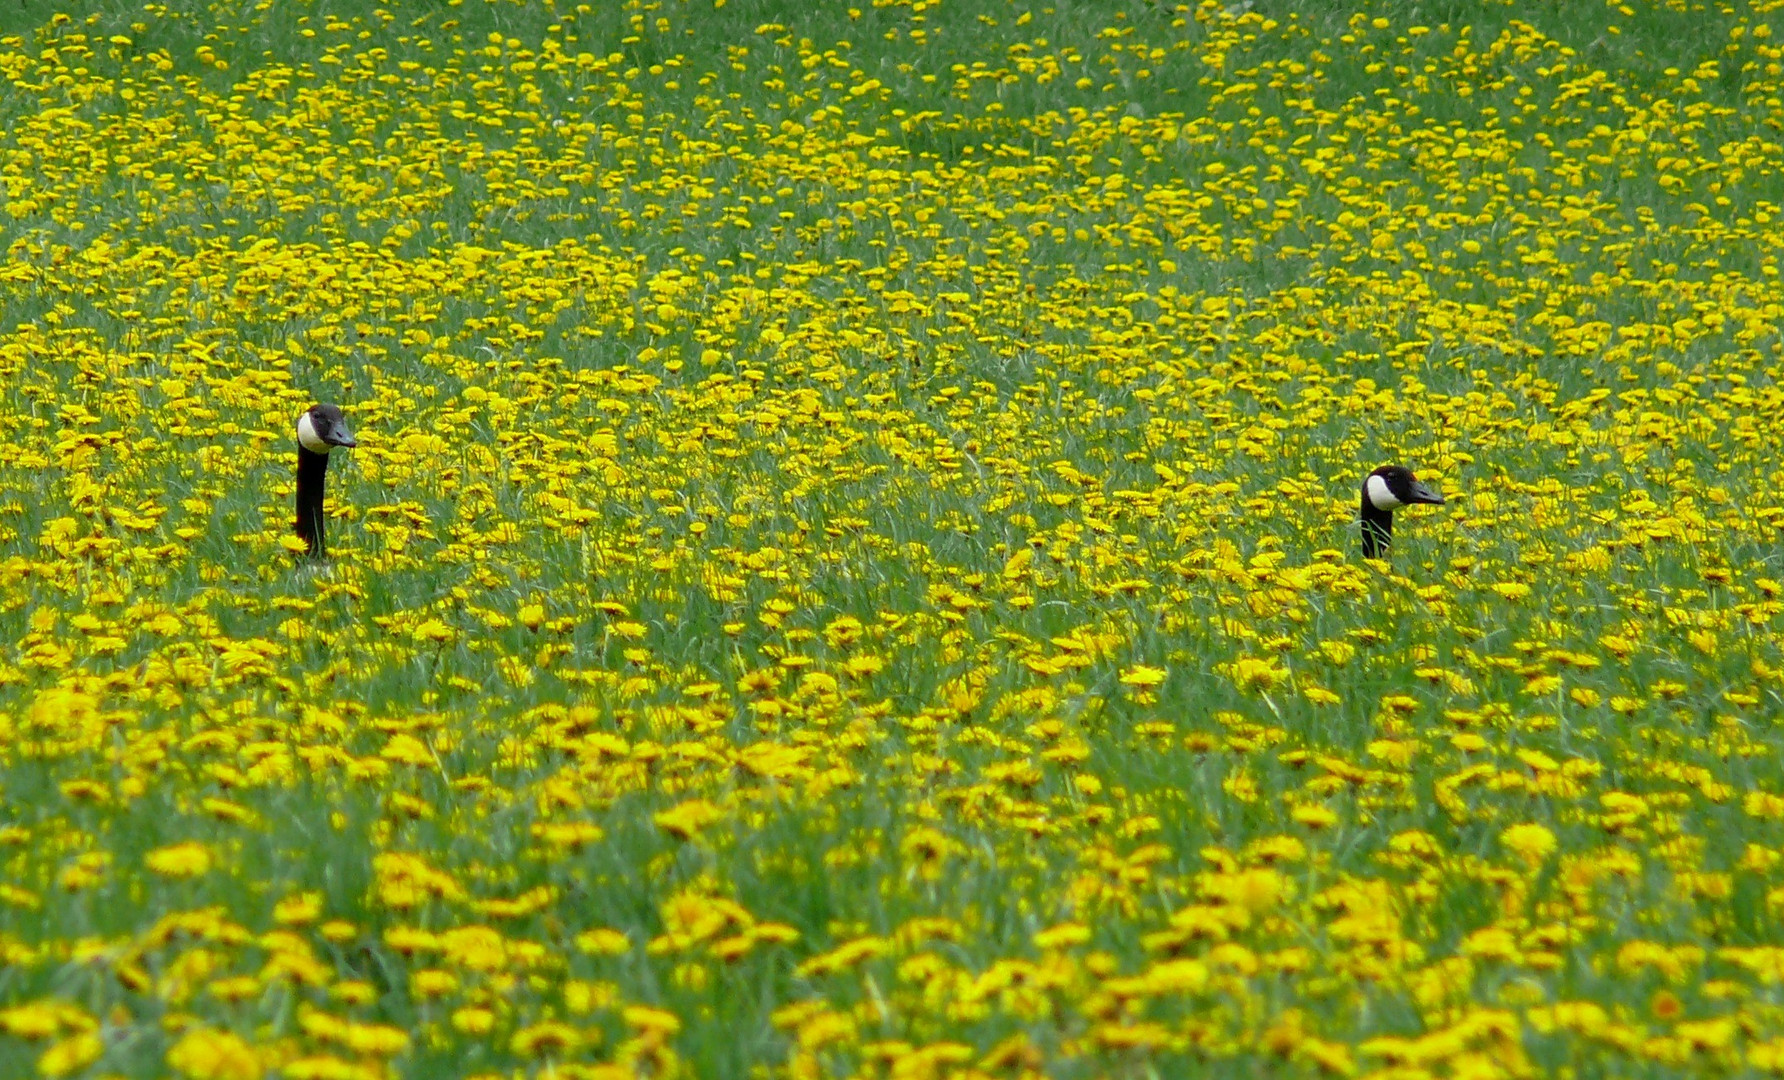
[295,403,357,558]
[1361,465,1443,559]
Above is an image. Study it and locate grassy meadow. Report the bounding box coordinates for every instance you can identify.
[5,0,1784,1076]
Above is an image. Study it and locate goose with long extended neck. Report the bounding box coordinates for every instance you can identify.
[1360,465,1443,559]
[294,403,357,558]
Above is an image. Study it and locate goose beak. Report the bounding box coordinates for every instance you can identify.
[329,428,358,449]
[1408,480,1444,505]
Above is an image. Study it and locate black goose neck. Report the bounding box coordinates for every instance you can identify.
[298,444,331,483]
[296,445,331,557]
[1360,494,1393,558]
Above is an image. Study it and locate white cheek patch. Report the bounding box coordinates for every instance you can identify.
[1365,474,1402,511]
[297,412,331,454]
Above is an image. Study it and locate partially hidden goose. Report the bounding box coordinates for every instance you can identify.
[295,403,357,558]
[1360,464,1443,559]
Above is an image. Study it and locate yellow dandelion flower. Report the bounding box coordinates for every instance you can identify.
[145,842,212,879]
[653,799,725,840]
[1500,823,1558,868]
[450,1007,495,1035]
[167,1027,261,1080]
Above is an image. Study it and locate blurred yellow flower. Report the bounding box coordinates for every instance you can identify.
[1500,823,1558,868]
[167,1027,261,1080]
[145,842,212,879]
[654,799,725,840]
[37,1032,103,1078]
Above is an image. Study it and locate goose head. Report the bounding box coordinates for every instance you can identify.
[1363,465,1444,512]
[1360,465,1443,560]
[297,403,357,453]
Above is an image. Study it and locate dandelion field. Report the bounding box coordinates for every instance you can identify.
[5,0,1784,1076]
